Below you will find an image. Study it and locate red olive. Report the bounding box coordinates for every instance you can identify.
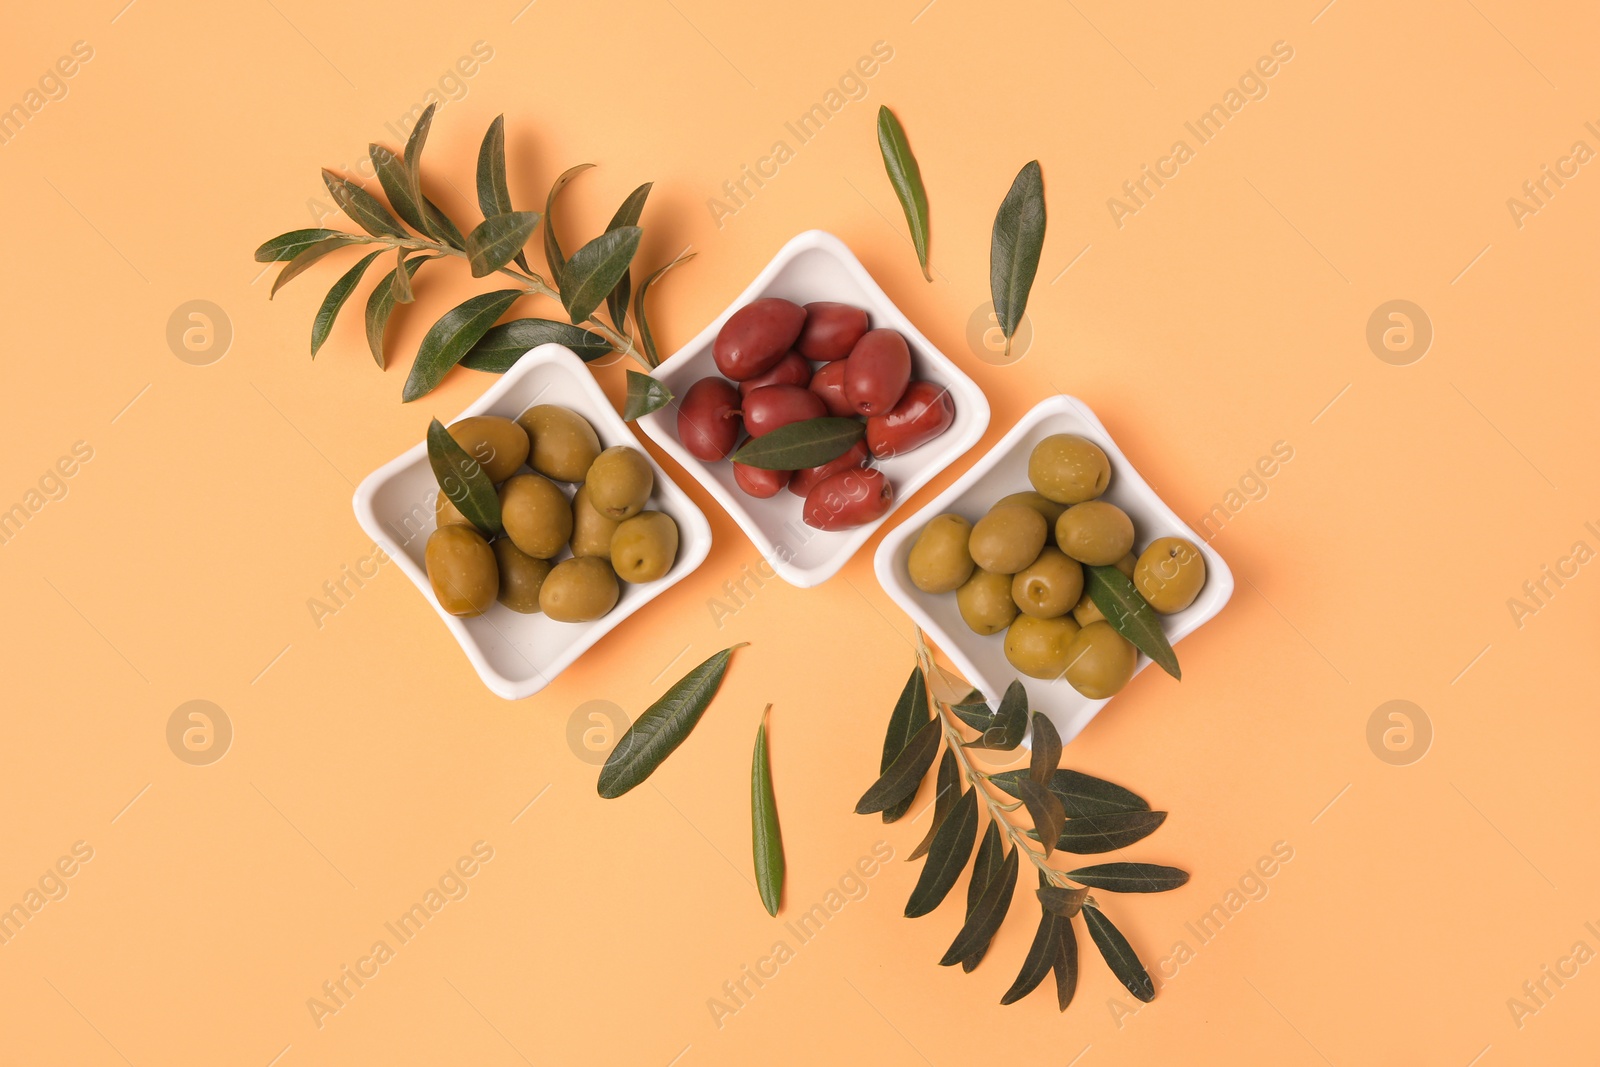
[866,380,956,458]
[844,329,912,416]
[796,301,869,362]
[677,376,742,461]
[713,298,805,381]
[803,467,894,530]
[738,350,812,397]
[807,360,854,417]
[740,384,826,438]
[789,439,870,497]
[733,460,792,498]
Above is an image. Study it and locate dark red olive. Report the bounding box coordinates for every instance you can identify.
[713,298,805,381]
[740,384,826,438]
[733,460,791,498]
[844,329,911,416]
[789,440,870,497]
[866,380,956,458]
[738,350,812,397]
[803,467,894,530]
[677,376,742,461]
[796,301,869,362]
[807,360,854,417]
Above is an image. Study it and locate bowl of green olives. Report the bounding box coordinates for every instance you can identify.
[636,230,990,587]
[874,395,1233,743]
[353,344,713,699]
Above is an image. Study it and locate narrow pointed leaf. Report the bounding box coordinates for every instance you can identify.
[730,418,865,471]
[402,290,523,402]
[423,199,466,251]
[904,787,977,917]
[1066,863,1190,893]
[323,170,408,238]
[855,716,940,815]
[271,237,361,298]
[364,254,431,368]
[877,106,931,281]
[391,249,414,304]
[989,160,1045,356]
[635,250,694,367]
[402,102,434,171]
[466,211,542,277]
[459,318,611,371]
[598,645,747,798]
[1054,810,1168,854]
[951,698,993,732]
[1029,712,1062,786]
[1001,905,1059,1005]
[1036,885,1089,917]
[560,226,642,324]
[988,768,1150,818]
[1083,903,1154,1002]
[604,182,652,331]
[425,418,501,538]
[751,705,784,916]
[878,666,931,824]
[475,117,527,270]
[964,679,1027,750]
[1085,565,1180,679]
[623,371,673,421]
[939,845,1018,966]
[908,748,959,860]
[1054,913,1079,1011]
[1017,779,1067,858]
[961,822,1005,972]
[371,143,428,233]
[543,163,593,283]
[310,250,382,357]
[255,228,358,262]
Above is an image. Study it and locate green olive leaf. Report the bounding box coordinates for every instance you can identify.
[255,228,360,262]
[365,254,432,368]
[950,696,994,733]
[1050,810,1168,854]
[598,644,747,798]
[1082,903,1154,1002]
[1001,892,1060,1006]
[908,747,959,860]
[963,679,1027,750]
[1017,779,1067,859]
[1066,863,1190,893]
[877,106,931,281]
[475,115,529,271]
[989,160,1046,357]
[423,200,467,252]
[560,226,642,324]
[425,417,501,537]
[310,249,382,357]
[270,237,362,298]
[961,820,1006,972]
[402,102,434,172]
[879,665,931,824]
[402,289,523,402]
[1085,565,1181,679]
[603,182,652,331]
[1054,910,1079,1011]
[1036,885,1089,917]
[854,716,940,816]
[543,163,593,284]
[904,785,977,918]
[635,250,694,367]
[391,249,414,305]
[730,418,865,471]
[460,318,612,372]
[371,143,427,233]
[322,169,408,238]
[623,370,674,421]
[751,705,784,916]
[1028,711,1062,786]
[939,844,1018,966]
[466,211,542,278]
[987,767,1151,818]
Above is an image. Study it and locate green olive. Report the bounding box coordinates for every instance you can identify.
[1063,621,1137,699]
[1010,547,1084,619]
[499,473,573,559]
[493,538,551,614]
[968,503,1047,574]
[570,484,620,558]
[448,415,529,484]
[1028,434,1110,505]
[611,511,679,583]
[1071,553,1135,626]
[1004,615,1082,679]
[517,404,602,482]
[539,556,620,622]
[586,445,654,520]
[1134,536,1206,614]
[425,525,498,617]
[956,567,1018,636]
[435,490,473,529]
[996,491,1067,543]
[1055,500,1134,566]
[907,514,975,593]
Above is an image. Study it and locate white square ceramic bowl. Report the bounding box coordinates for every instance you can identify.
[636,230,990,588]
[352,344,712,700]
[874,395,1234,744]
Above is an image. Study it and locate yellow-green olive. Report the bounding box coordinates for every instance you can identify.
[1028,434,1110,504]
[435,490,474,529]
[996,491,1067,543]
[586,445,654,520]
[611,511,679,583]
[956,567,1019,636]
[499,473,573,559]
[570,484,620,558]
[1004,615,1082,679]
[539,556,620,622]
[493,538,551,614]
[968,503,1047,574]
[517,405,602,482]
[1071,553,1135,626]
[447,415,529,484]
[1134,536,1206,614]
[425,525,498,617]
[1010,547,1084,619]
[1056,500,1134,566]
[907,514,975,593]
[1064,621,1137,699]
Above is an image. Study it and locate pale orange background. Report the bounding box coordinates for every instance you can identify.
[3,0,1597,1063]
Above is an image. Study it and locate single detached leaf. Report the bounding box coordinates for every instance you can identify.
[364,254,431,368]
[1054,912,1079,1011]
[1029,712,1062,786]
[1066,862,1190,893]
[623,370,674,421]
[466,211,542,277]
[751,705,784,916]
[904,787,977,918]
[323,169,408,238]
[310,250,382,357]
[876,106,931,281]
[1054,810,1168,855]
[1017,779,1067,859]
[391,249,414,304]
[402,290,523,402]
[371,143,428,234]
[561,226,642,324]
[604,182,652,331]
[543,163,593,283]
[635,250,694,367]
[476,116,529,271]
[962,821,1006,972]
[964,679,1027,750]
[598,645,747,798]
[908,748,959,860]
[425,418,501,537]
[1036,885,1089,917]
[855,716,940,816]
[989,160,1046,356]
[730,418,865,471]
[940,845,1018,966]
[1001,904,1060,1006]
[1085,565,1181,679]
[1083,903,1154,1002]
[879,665,931,824]
[459,318,611,371]
[255,228,358,262]
[988,768,1150,818]
[271,237,359,298]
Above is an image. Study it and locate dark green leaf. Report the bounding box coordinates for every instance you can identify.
[425,418,501,537]
[370,143,427,233]
[951,698,993,732]
[459,318,611,371]
[879,666,931,824]
[730,418,865,471]
[1054,912,1079,1011]
[255,228,358,262]
[1001,893,1059,1006]
[964,679,1027,750]
[466,212,542,277]
[423,200,466,251]
[270,237,361,298]
[877,106,931,282]
[604,182,652,331]
[474,115,528,270]
[989,160,1046,357]
[598,645,746,798]
[987,768,1150,818]
[1083,903,1154,1002]
[1053,810,1168,854]
[402,290,523,402]
[623,371,674,421]
[904,786,977,917]
[1029,712,1062,786]
[855,716,939,816]
[961,821,1006,972]
[561,226,642,324]
[1086,565,1180,680]
[1036,885,1089,917]
[635,250,694,367]
[543,162,593,283]
[391,249,414,304]
[323,169,408,238]
[939,845,1018,966]
[402,102,434,171]
[1066,862,1190,893]
[751,705,784,916]
[1018,779,1067,858]
[364,254,431,368]
[310,250,382,357]
[908,748,959,860]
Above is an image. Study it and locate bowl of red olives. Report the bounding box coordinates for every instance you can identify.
[636,230,990,587]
